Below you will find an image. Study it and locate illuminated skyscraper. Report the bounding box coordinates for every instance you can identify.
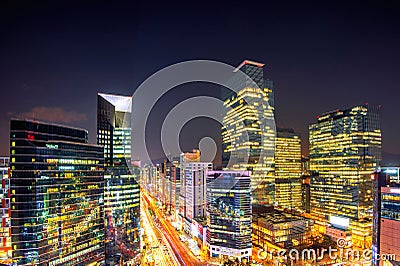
[206,170,252,261]
[222,60,275,205]
[309,104,382,248]
[10,119,105,265]
[274,128,302,210]
[97,93,140,264]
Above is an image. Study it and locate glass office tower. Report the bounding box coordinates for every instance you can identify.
[275,128,302,210]
[10,119,105,265]
[206,170,252,261]
[222,60,275,206]
[309,104,381,248]
[97,93,140,264]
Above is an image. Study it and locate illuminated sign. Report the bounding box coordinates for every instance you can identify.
[383,168,399,175]
[329,215,350,229]
[46,144,59,149]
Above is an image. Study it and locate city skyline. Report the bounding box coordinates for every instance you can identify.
[1,1,400,265]
[0,1,400,163]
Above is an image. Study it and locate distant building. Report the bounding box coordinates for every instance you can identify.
[222,60,275,206]
[252,210,314,249]
[372,170,400,266]
[206,170,252,261]
[159,158,180,215]
[275,128,302,210]
[309,104,381,248]
[97,93,140,264]
[300,172,313,214]
[0,159,11,265]
[10,119,105,265]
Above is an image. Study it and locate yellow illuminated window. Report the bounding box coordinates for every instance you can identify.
[11,158,15,163]
[11,142,15,147]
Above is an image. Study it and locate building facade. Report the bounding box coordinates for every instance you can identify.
[309,104,381,248]
[206,170,252,261]
[10,119,105,265]
[0,159,11,265]
[178,150,200,226]
[185,163,213,220]
[275,128,302,210]
[309,104,381,221]
[372,170,400,265]
[222,60,275,206]
[97,93,140,264]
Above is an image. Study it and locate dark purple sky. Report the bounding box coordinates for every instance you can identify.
[1,1,399,162]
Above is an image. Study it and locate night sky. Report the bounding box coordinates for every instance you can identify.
[1,1,399,163]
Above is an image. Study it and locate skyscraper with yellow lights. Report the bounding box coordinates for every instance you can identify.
[222,60,275,205]
[275,128,302,210]
[309,104,381,248]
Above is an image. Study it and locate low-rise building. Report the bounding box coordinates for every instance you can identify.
[252,210,314,249]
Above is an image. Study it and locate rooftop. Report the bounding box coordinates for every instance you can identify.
[234,59,265,72]
[98,92,132,112]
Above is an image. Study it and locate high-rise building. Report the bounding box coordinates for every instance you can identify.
[10,119,105,265]
[309,104,382,248]
[372,170,400,266]
[179,161,212,234]
[274,128,302,210]
[97,93,140,264]
[184,163,212,227]
[222,60,275,205]
[0,158,11,265]
[206,170,252,261]
[178,150,200,226]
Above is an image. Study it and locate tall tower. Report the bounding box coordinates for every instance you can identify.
[97,93,140,264]
[222,60,275,205]
[275,128,302,210]
[309,104,381,248]
[10,119,105,265]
